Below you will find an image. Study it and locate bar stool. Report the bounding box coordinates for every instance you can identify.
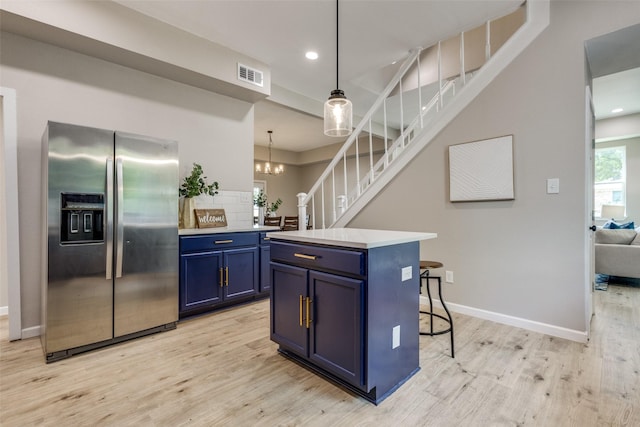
[419,260,455,358]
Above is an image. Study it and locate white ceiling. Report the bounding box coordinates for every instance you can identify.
[115,1,640,151]
[587,23,640,121]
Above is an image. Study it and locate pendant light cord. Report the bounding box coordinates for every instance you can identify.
[336,0,339,91]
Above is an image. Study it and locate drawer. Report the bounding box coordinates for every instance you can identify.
[180,232,258,253]
[270,241,365,277]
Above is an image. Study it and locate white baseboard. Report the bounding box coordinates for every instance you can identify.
[21,325,42,340]
[0,306,7,317]
[420,296,588,344]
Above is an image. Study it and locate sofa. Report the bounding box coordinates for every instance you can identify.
[595,228,640,279]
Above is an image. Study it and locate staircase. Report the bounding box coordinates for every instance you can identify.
[297,0,550,230]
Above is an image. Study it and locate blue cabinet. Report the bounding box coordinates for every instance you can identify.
[259,232,271,294]
[269,238,420,404]
[179,232,259,316]
[270,243,365,390]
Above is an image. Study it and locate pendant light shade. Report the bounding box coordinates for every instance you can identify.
[324,90,353,137]
[324,0,352,137]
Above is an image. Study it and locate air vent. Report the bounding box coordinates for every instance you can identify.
[237,63,264,87]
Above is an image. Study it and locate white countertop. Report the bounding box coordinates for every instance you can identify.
[266,228,436,249]
[179,225,280,236]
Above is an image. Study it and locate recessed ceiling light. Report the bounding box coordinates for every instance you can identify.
[305,51,318,60]
[611,107,624,113]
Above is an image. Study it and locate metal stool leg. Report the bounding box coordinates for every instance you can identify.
[419,271,455,358]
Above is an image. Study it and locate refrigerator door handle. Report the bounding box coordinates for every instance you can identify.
[106,157,114,280]
[115,157,124,278]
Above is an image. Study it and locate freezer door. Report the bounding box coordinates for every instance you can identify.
[113,132,179,337]
[44,122,114,354]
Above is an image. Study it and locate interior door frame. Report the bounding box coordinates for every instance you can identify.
[1,87,22,341]
[584,84,595,339]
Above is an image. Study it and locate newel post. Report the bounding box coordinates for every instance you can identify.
[297,193,307,231]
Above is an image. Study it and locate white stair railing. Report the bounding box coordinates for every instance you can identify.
[297,3,536,230]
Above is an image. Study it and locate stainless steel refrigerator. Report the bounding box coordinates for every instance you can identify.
[41,121,179,362]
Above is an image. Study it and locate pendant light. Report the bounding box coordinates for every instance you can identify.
[324,0,352,137]
[255,130,284,175]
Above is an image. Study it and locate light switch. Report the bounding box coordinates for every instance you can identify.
[547,178,559,194]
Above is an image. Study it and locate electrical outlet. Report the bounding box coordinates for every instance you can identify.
[392,325,400,349]
[445,270,454,283]
[401,266,412,281]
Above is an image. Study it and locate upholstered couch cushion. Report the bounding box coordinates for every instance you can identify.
[595,229,637,245]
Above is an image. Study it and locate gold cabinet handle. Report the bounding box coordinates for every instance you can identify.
[219,267,223,288]
[299,295,303,327]
[306,297,312,329]
[215,240,233,244]
[294,253,317,260]
[263,237,270,241]
[225,266,229,286]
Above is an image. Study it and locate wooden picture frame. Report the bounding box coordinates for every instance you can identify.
[448,135,514,202]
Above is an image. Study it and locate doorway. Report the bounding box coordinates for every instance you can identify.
[1,87,22,341]
[585,24,640,337]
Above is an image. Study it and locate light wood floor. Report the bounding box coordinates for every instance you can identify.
[1,285,638,426]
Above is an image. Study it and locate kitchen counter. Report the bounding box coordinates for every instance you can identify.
[179,225,280,236]
[266,227,436,248]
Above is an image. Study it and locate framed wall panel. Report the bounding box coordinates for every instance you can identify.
[448,135,514,202]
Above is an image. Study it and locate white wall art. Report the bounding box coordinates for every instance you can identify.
[449,135,514,202]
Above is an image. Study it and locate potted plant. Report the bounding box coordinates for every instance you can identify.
[268,198,283,216]
[180,163,219,228]
[254,189,267,225]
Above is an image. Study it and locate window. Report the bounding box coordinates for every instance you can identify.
[594,146,626,218]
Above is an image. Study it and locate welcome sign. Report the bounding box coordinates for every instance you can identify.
[195,209,228,228]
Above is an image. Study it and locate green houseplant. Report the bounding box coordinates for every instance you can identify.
[180,163,219,198]
[253,189,267,208]
[268,198,283,215]
[180,163,219,228]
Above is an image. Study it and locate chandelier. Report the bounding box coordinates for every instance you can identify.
[255,130,284,175]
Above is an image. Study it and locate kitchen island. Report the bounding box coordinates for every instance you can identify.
[267,228,436,404]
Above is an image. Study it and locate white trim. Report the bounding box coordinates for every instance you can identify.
[0,87,22,341]
[421,295,588,344]
[21,325,41,340]
[0,306,8,316]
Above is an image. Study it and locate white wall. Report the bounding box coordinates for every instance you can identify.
[0,31,255,331]
[349,0,640,335]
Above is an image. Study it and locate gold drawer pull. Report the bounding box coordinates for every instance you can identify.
[219,267,223,288]
[263,237,270,241]
[215,239,233,244]
[294,253,317,260]
[306,297,312,329]
[225,266,229,286]
[299,295,303,327]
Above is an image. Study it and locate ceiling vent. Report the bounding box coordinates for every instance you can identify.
[237,63,264,87]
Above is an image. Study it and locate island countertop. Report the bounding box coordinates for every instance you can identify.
[266,227,436,249]
[179,225,280,236]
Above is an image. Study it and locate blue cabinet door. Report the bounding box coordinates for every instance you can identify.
[180,251,223,312]
[270,262,308,357]
[309,270,364,388]
[260,244,271,292]
[223,247,258,300]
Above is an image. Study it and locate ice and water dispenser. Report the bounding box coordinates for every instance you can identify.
[60,193,104,244]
